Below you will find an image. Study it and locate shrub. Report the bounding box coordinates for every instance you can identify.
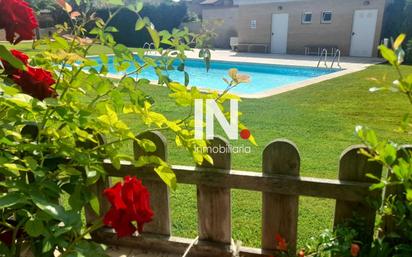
[382,0,412,37]
[0,0,252,256]
[94,1,187,47]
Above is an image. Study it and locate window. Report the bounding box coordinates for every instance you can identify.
[250,19,257,29]
[321,11,333,24]
[302,12,312,24]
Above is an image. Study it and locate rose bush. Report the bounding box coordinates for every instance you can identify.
[0,0,253,256]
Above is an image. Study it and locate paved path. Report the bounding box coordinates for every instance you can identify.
[186,49,383,70]
[181,49,384,98]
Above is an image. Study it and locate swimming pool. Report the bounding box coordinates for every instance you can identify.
[89,55,338,95]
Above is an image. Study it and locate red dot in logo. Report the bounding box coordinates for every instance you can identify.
[240,129,251,140]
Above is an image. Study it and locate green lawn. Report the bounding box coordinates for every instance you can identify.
[145,63,412,248]
[4,42,412,248]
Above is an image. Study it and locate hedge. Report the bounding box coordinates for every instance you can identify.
[382,0,412,63]
[94,2,187,47]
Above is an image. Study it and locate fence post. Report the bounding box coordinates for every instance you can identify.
[197,136,232,245]
[134,131,171,236]
[262,140,300,254]
[334,145,383,242]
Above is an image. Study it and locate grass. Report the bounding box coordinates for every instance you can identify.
[4,42,412,249]
[150,63,412,248]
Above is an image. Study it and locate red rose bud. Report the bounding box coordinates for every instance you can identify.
[0,49,29,75]
[12,66,57,101]
[351,243,360,257]
[0,0,38,44]
[103,176,154,237]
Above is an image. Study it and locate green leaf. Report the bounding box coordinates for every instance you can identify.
[0,45,26,71]
[96,80,111,95]
[31,193,66,221]
[31,193,79,227]
[382,143,397,165]
[365,129,378,147]
[89,27,101,35]
[24,219,45,237]
[168,82,186,92]
[8,94,33,107]
[89,193,100,215]
[177,63,185,72]
[42,241,53,253]
[135,18,146,31]
[3,163,28,176]
[407,189,412,201]
[154,164,177,190]
[370,182,385,191]
[147,26,160,49]
[32,194,65,219]
[68,185,83,211]
[393,34,406,50]
[99,53,108,64]
[138,139,157,152]
[379,45,397,65]
[53,34,69,50]
[136,1,144,12]
[105,26,118,33]
[184,71,190,86]
[0,192,27,208]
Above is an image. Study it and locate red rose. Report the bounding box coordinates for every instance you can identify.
[275,233,288,252]
[12,66,57,100]
[103,176,154,237]
[0,49,29,75]
[0,0,38,44]
[351,243,360,257]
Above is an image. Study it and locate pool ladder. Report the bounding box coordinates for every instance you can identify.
[317,48,328,68]
[316,48,342,69]
[330,49,341,69]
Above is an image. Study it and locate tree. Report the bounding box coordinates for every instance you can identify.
[382,0,412,63]
[26,0,58,45]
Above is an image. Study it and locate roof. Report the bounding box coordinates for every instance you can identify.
[200,0,220,5]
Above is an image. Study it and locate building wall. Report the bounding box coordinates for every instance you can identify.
[203,6,239,48]
[237,0,387,56]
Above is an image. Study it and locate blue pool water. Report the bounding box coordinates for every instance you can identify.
[90,56,337,95]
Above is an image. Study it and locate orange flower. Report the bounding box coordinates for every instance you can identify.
[297,250,305,257]
[275,233,288,251]
[351,243,360,257]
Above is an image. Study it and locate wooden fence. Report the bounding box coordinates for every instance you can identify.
[86,131,385,257]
